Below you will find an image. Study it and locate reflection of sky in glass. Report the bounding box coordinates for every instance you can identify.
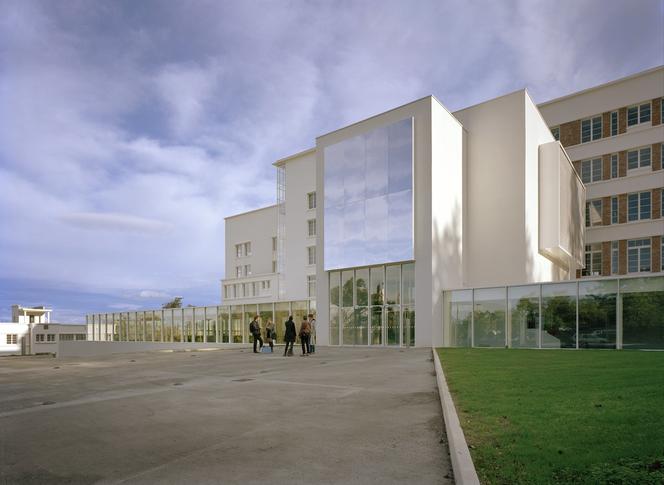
[324,118,413,270]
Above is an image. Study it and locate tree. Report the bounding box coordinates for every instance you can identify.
[162,296,183,309]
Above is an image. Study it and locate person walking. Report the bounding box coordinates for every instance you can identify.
[308,313,316,353]
[250,315,263,353]
[299,317,312,356]
[284,316,296,356]
[265,318,275,352]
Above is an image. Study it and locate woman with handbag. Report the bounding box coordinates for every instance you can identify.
[284,316,296,357]
[299,317,312,356]
[265,318,275,352]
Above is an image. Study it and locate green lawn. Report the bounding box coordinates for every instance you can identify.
[437,349,664,485]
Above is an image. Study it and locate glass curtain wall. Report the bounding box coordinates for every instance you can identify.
[508,285,539,348]
[219,307,230,343]
[154,310,162,342]
[473,287,506,347]
[578,280,617,348]
[443,290,472,347]
[274,302,290,343]
[621,277,664,349]
[205,307,217,343]
[183,308,194,343]
[230,306,243,343]
[541,283,577,348]
[164,309,173,342]
[329,272,340,345]
[173,309,182,342]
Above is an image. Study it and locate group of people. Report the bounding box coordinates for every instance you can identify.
[249,313,316,357]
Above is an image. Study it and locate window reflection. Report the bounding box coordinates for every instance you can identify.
[324,118,413,270]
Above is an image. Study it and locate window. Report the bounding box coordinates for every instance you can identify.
[224,285,232,299]
[307,246,316,265]
[261,280,271,290]
[582,243,602,276]
[47,334,56,342]
[6,334,17,344]
[307,219,317,237]
[627,191,651,221]
[244,264,251,276]
[243,242,251,256]
[60,334,74,341]
[581,116,602,143]
[611,241,619,274]
[551,126,559,141]
[307,275,316,297]
[627,147,651,170]
[235,242,251,257]
[610,111,618,136]
[627,102,651,127]
[611,196,618,224]
[586,199,602,227]
[272,236,277,251]
[246,283,255,297]
[307,191,317,210]
[272,260,277,273]
[29,315,35,323]
[235,244,243,258]
[580,158,602,183]
[627,239,650,273]
[75,334,86,341]
[610,154,618,178]
[235,284,242,298]
[235,266,242,278]
[35,334,44,342]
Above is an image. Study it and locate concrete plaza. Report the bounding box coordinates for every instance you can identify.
[0,347,452,484]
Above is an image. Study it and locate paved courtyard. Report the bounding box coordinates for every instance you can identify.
[0,346,452,484]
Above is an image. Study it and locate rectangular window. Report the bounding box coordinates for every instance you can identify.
[272,236,277,251]
[244,264,251,276]
[611,196,618,224]
[610,111,618,136]
[60,334,74,341]
[261,280,271,290]
[235,244,243,258]
[581,116,601,143]
[611,241,619,274]
[243,242,251,256]
[6,334,17,344]
[627,191,651,221]
[236,266,242,278]
[586,200,602,227]
[35,334,44,342]
[272,260,277,273]
[627,147,651,170]
[47,334,56,342]
[627,103,651,127]
[580,158,602,183]
[307,219,317,237]
[224,285,231,299]
[76,334,86,341]
[235,284,242,298]
[551,126,559,141]
[307,246,316,265]
[610,154,618,178]
[307,275,316,298]
[627,239,651,273]
[307,191,317,210]
[582,243,602,276]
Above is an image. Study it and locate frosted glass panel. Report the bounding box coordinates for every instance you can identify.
[324,118,413,270]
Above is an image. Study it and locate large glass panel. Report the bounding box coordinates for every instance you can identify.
[508,285,539,348]
[183,308,194,343]
[205,307,217,343]
[194,307,205,342]
[274,302,290,344]
[370,266,384,306]
[355,268,369,307]
[153,310,162,342]
[342,307,354,345]
[386,305,400,345]
[329,271,341,307]
[354,307,369,345]
[259,303,274,342]
[444,290,472,347]
[402,263,415,306]
[541,282,576,348]
[172,309,182,342]
[136,312,144,341]
[370,306,383,345]
[112,314,119,341]
[128,312,136,342]
[621,276,664,349]
[385,265,400,305]
[473,288,506,348]
[244,305,258,343]
[578,280,617,349]
[231,306,243,343]
[144,311,153,342]
[402,306,415,346]
[292,301,308,339]
[324,118,413,270]
[219,307,230,343]
[329,306,340,345]
[341,270,354,307]
[163,309,173,342]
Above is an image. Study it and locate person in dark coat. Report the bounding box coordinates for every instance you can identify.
[284,315,296,356]
[250,315,263,353]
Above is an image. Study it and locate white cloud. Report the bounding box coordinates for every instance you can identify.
[138,290,171,299]
[60,212,174,233]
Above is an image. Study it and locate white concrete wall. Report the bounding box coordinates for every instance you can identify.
[0,323,28,355]
[281,150,317,302]
[0,323,86,355]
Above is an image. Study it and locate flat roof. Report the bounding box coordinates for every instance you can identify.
[224,204,278,221]
[538,65,664,107]
[273,147,316,167]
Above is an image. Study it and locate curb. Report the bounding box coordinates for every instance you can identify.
[432,348,480,485]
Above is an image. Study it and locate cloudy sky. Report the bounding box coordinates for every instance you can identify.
[1,0,662,322]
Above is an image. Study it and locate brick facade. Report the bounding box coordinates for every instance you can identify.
[601,196,611,225]
[653,143,662,171]
[618,240,627,274]
[653,98,662,126]
[602,153,611,180]
[618,194,627,224]
[602,111,611,138]
[560,120,580,147]
[618,151,627,177]
[618,107,627,134]
[654,188,662,219]
[653,236,662,272]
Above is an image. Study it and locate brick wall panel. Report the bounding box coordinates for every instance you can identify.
[654,188,662,219]
[618,194,627,224]
[618,240,627,274]
[560,120,580,147]
[653,98,662,126]
[602,153,611,180]
[619,151,627,177]
[602,196,611,225]
[653,236,662,272]
[602,112,611,138]
[618,107,627,134]
[653,143,662,171]
[601,241,611,276]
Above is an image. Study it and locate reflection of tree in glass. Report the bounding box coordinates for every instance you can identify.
[356,277,368,306]
[542,296,575,347]
[342,278,354,307]
[623,291,664,349]
[371,283,384,306]
[474,309,505,346]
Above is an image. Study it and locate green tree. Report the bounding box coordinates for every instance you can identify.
[162,296,183,309]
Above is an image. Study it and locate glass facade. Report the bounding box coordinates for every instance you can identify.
[329,262,414,346]
[86,300,316,345]
[443,275,664,349]
[324,118,414,270]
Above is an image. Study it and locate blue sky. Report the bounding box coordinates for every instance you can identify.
[1,0,662,322]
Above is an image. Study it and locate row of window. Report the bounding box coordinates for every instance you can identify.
[224,280,272,299]
[235,241,252,258]
[551,97,663,144]
[579,144,662,184]
[586,189,663,227]
[5,334,17,344]
[35,334,56,342]
[583,237,664,276]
